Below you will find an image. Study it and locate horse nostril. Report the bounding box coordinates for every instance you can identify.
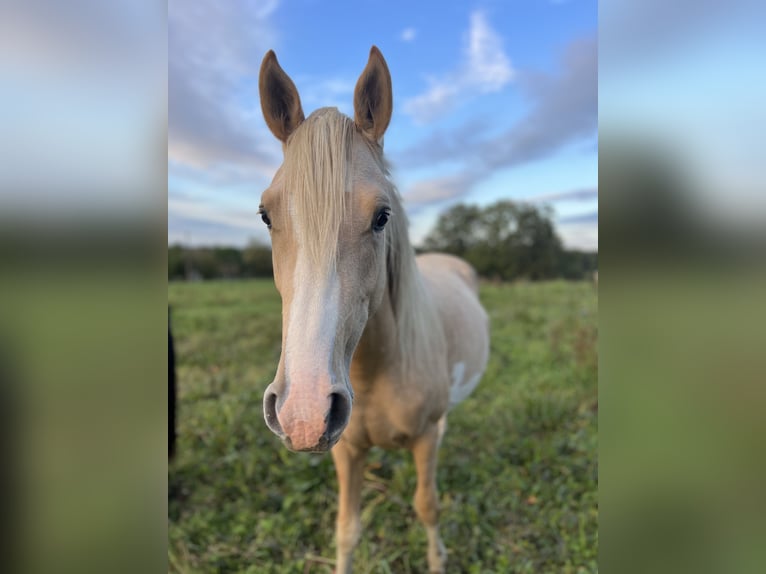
[263,389,283,436]
[325,391,351,444]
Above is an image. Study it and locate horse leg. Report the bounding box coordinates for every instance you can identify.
[412,416,447,573]
[331,439,367,574]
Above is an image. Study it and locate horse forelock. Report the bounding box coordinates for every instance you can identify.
[283,108,355,270]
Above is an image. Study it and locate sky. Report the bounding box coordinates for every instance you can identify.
[1,1,164,218]
[168,0,599,250]
[600,0,766,230]
[1,1,761,255]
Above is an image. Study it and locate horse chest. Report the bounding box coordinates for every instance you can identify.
[345,378,447,449]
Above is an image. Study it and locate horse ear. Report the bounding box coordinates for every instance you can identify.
[353,46,393,144]
[259,50,305,143]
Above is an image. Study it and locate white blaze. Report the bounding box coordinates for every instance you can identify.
[284,254,340,387]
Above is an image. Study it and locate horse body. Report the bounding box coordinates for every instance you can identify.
[417,253,489,407]
[257,46,489,573]
[346,253,488,451]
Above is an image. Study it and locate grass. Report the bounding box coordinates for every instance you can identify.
[168,279,598,573]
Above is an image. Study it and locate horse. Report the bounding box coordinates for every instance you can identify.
[257,45,490,573]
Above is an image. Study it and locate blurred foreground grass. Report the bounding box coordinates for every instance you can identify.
[600,270,766,574]
[168,279,598,573]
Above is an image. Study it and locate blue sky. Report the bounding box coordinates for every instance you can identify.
[168,0,598,250]
[600,2,766,227]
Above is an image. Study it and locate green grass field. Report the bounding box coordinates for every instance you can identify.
[168,279,598,573]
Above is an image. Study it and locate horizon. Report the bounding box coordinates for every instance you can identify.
[166,237,599,255]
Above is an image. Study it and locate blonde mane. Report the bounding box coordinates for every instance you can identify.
[284,108,354,270]
[385,178,444,373]
[283,107,442,372]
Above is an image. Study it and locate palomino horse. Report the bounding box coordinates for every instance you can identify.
[258,46,489,573]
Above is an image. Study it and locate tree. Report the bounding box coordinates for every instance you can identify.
[422,200,573,281]
[421,204,483,257]
[242,240,273,277]
[168,244,186,280]
[557,250,598,280]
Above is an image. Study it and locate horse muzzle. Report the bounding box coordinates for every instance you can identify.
[263,380,352,452]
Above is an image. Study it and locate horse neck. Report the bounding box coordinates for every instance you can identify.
[350,243,426,386]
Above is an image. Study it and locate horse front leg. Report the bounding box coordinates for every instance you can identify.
[331,439,367,574]
[411,417,447,573]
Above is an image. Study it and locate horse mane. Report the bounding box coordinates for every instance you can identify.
[382,167,443,373]
[284,108,353,270]
[283,107,442,372]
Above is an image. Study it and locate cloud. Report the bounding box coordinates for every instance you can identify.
[528,188,598,204]
[399,35,596,169]
[480,36,597,169]
[0,1,162,80]
[558,211,599,224]
[399,36,597,208]
[403,171,479,207]
[168,0,281,173]
[168,193,271,246]
[600,0,759,69]
[169,196,261,231]
[168,213,268,247]
[403,11,514,123]
[392,117,492,169]
[401,27,417,42]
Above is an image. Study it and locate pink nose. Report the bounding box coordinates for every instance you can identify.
[277,387,329,450]
[263,383,352,452]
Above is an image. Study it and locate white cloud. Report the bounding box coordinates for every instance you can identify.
[401,27,417,42]
[402,170,483,208]
[168,0,282,170]
[404,11,514,123]
[394,36,597,220]
[465,11,515,91]
[404,83,460,122]
[168,197,260,231]
[528,188,598,203]
[404,174,468,206]
[399,36,597,171]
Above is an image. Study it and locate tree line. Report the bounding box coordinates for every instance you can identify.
[168,242,273,280]
[169,200,597,281]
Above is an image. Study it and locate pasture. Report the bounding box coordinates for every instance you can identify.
[168,279,598,573]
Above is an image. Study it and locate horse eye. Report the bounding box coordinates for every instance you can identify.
[372,209,390,232]
[259,209,272,229]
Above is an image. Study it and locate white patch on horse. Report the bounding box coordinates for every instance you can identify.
[451,362,465,387]
[284,253,340,387]
[449,369,481,409]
